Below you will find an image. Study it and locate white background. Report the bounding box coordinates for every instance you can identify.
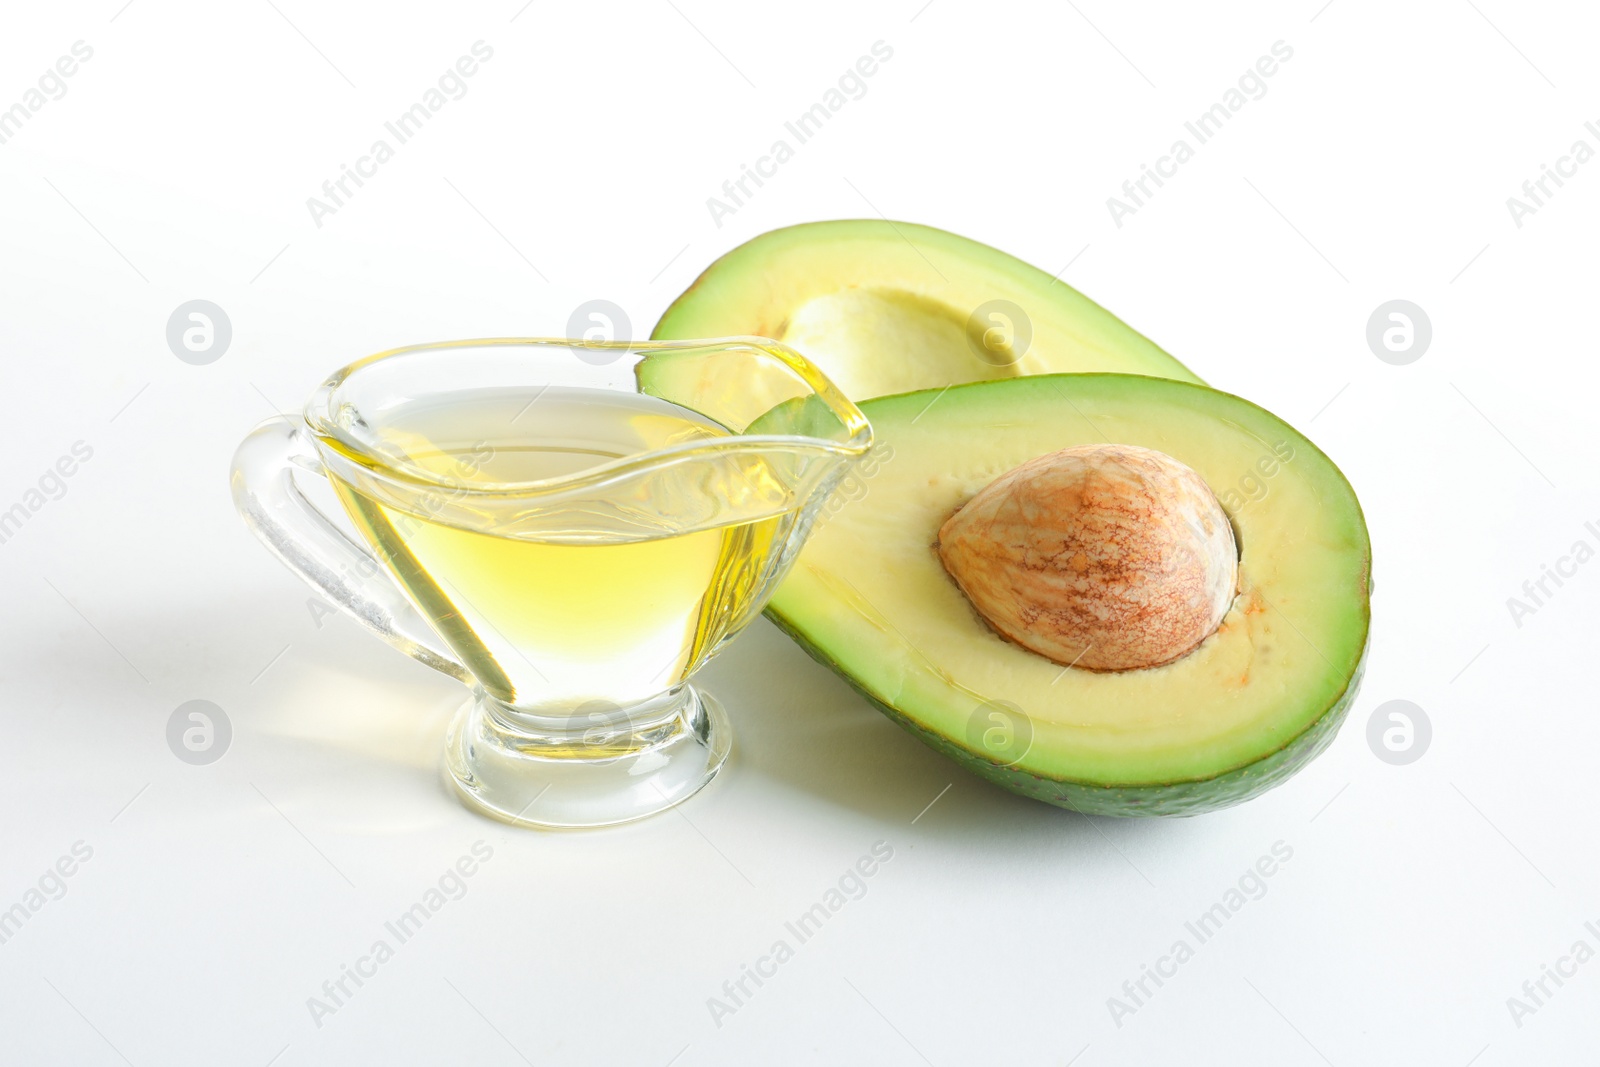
[1,1,1596,1063]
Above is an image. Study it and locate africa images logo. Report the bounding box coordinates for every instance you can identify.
[1106,41,1294,228]
[305,42,495,228]
[704,41,894,228]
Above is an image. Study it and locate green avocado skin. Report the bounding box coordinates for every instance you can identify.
[767,611,1367,818]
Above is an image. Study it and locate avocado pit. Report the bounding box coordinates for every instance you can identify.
[936,444,1237,672]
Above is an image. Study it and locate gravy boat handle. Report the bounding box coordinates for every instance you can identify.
[230,417,474,685]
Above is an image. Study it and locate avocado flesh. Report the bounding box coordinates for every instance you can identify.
[651,220,1203,399]
[764,374,1371,816]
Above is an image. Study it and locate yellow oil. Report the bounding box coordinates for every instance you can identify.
[323,388,794,712]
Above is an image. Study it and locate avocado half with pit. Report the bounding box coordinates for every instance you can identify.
[761,374,1370,816]
[649,223,1368,814]
[651,219,1202,398]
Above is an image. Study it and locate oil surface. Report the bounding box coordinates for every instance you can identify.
[326,388,793,711]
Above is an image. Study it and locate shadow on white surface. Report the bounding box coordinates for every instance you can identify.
[103,576,1198,852]
[693,617,1183,843]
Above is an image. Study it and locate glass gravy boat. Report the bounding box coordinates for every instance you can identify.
[231,338,871,828]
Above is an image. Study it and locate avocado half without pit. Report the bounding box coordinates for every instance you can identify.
[649,221,1371,816]
[652,218,1203,395]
